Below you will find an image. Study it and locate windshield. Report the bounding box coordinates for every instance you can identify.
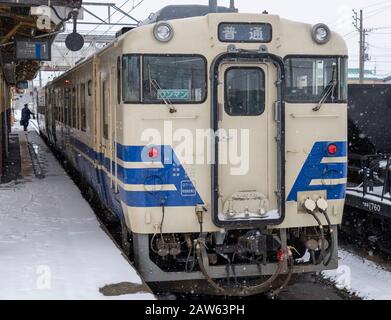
[285,57,347,103]
[122,55,207,104]
[143,56,206,104]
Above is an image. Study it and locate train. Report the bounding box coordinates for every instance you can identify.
[37,3,348,296]
[343,84,391,254]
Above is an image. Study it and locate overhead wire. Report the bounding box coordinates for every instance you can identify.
[78,0,145,58]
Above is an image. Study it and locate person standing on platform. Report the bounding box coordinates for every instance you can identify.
[21,104,35,132]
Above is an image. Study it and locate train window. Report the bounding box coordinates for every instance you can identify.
[339,57,348,101]
[72,87,77,128]
[80,83,86,132]
[224,67,265,116]
[285,57,346,103]
[117,57,121,104]
[88,80,92,97]
[64,88,70,126]
[142,55,206,104]
[59,89,63,123]
[122,55,140,103]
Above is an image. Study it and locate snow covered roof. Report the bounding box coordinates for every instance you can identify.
[348,68,385,81]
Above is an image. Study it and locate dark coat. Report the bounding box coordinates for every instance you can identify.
[21,107,34,122]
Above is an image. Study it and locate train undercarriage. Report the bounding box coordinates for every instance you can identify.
[131,225,338,296]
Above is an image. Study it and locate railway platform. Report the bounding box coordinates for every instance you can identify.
[0,121,154,300]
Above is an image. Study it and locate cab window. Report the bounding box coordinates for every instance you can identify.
[224,67,265,116]
[142,56,206,104]
[285,56,347,103]
[122,55,140,103]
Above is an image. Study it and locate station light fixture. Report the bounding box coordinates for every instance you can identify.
[153,22,174,42]
[312,23,331,45]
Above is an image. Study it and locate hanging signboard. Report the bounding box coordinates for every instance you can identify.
[15,39,51,61]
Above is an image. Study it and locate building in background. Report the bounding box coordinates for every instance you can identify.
[348,68,385,84]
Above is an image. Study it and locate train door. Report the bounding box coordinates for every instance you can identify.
[214,61,282,226]
[99,72,110,205]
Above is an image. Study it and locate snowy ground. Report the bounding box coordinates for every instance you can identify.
[322,249,391,300]
[0,123,154,299]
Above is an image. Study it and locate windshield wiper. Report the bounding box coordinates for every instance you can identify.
[313,63,337,112]
[148,70,178,113]
[149,77,177,114]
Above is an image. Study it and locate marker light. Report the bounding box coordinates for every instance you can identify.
[148,147,159,159]
[327,143,338,156]
[153,22,174,42]
[312,23,331,44]
[277,249,286,262]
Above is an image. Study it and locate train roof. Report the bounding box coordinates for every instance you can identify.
[139,5,238,26]
[46,10,348,87]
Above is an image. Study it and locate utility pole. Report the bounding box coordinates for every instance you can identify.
[209,0,217,12]
[353,9,372,84]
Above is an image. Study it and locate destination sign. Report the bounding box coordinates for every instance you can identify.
[218,23,272,43]
[15,39,51,61]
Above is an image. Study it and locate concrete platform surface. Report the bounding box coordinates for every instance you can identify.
[0,130,154,300]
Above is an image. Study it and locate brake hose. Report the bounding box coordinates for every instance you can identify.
[195,240,285,296]
[269,256,294,298]
[306,211,326,265]
[319,209,334,266]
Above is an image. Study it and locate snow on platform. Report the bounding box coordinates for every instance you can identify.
[322,249,391,300]
[0,130,155,300]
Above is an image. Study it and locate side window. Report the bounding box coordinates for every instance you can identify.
[88,80,92,97]
[72,87,77,128]
[122,55,140,102]
[339,57,348,101]
[57,90,60,122]
[102,81,108,139]
[117,57,121,104]
[59,89,63,123]
[80,83,86,132]
[64,88,70,126]
[224,68,265,116]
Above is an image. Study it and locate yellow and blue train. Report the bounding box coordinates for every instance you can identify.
[38,3,348,295]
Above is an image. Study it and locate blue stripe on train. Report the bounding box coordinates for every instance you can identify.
[287,141,348,201]
[69,137,204,207]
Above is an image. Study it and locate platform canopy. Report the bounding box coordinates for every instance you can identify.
[0,0,81,84]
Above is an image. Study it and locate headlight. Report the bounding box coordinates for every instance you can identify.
[153,22,174,42]
[312,23,331,44]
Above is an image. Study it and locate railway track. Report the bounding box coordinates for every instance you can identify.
[341,205,391,259]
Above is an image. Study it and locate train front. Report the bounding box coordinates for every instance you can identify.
[118,7,348,295]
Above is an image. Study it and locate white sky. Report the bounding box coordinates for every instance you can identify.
[68,0,391,76]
